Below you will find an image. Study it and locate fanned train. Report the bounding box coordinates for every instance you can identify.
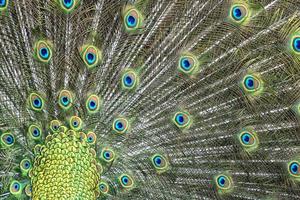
[0,0,300,199]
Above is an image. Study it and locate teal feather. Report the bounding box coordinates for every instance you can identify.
[0,0,300,199]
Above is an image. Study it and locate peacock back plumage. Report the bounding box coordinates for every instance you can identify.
[0,0,300,199]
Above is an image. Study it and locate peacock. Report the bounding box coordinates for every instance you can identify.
[0,0,300,199]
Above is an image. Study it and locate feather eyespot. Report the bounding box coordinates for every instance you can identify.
[0,0,6,7]
[86,51,96,65]
[70,116,82,131]
[58,0,79,13]
[292,37,300,53]
[173,111,192,129]
[181,57,192,71]
[215,175,233,191]
[122,70,138,89]
[86,94,101,114]
[10,180,22,195]
[28,125,42,140]
[244,76,255,90]
[123,7,143,32]
[20,159,31,170]
[293,101,300,117]
[62,0,73,9]
[34,40,52,63]
[100,148,115,162]
[230,4,248,22]
[39,47,49,60]
[215,174,233,193]
[288,161,300,177]
[29,93,44,111]
[98,181,109,194]
[241,74,263,95]
[86,132,96,144]
[58,90,73,110]
[126,12,137,28]
[80,45,102,69]
[151,154,169,173]
[0,0,8,11]
[0,132,15,147]
[119,174,134,189]
[178,54,198,74]
[240,132,255,146]
[50,120,62,133]
[238,128,258,152]
[113,118,129,134]
[124,9,139,29]
[20,159,32,176]
[153,155,164,167]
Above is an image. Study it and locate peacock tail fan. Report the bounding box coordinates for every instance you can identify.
[0,0,300,199]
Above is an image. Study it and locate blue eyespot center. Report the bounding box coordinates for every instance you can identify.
[293,37,300,52]
[116,121,124,130]
[86,52,96,64]
[242,133,250,144]
[24,161,30,169]
[290,162,299,174]
[125,76,133,85]
[154,156,162,166]
[88,136,93,142]
[100,184,105,190]
[61,96,70,106]
[176,114,185,125]
[122,176,129,184]
[89,100,96,110]
[5,135,14,144]
[232,6,244,21]
[63,0,73,8]
[13,183,20,190]
[33,128,40,137]
[181,58,191,70]
[73,121,78,127]
[0,0,6,7]
[127,15,137,27]
[33,98,42,108]
[104,152,110,159]
[39,48,49,59]
[62,97,68,102]
[244,76,254,90]
[218,176,226,187]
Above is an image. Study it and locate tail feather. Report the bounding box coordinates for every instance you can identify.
[0,0,300,199]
